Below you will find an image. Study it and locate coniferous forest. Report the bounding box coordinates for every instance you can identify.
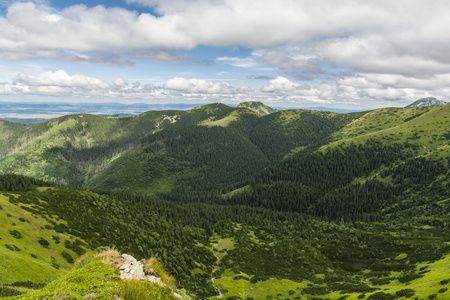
[0,102,449,299]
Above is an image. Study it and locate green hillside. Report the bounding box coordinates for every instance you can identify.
[0,103,365,192]
[0,104,449,299]
[3,248,180,300]
[236,101,278,115]
[1,175,449,299]
[0,176,92,287]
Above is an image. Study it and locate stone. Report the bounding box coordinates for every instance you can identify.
[119,253,146,280]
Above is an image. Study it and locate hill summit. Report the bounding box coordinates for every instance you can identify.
[405,97,447,107]
[237,101,277,115]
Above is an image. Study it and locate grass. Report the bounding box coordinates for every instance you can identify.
[212,237,235,260]
[213,252,450,300]
[199,111,240,127]
[214,269,310,299]
[324,105,450,154]
[3,248,180,299]
[0,193,92,285]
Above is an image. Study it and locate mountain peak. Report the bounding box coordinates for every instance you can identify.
[237,101,277,115]
[405,97,447,107]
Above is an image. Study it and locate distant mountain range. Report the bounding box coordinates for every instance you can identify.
[0,101,365,124]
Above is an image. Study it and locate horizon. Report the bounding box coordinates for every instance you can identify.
[1,1,450,110]
[2,98,448,124]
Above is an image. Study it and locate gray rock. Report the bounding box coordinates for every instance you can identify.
[119,253,146,280]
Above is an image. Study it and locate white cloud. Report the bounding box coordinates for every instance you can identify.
[131,50,190,63]
[1,69,449,109]
[217,56,261,69]
[261,77,310,93]
[163,77,237,94]
[113,77,128,88]
[13,70,110,90]
[0,0,450,76]
[1,70,157,98]
[338,73,450,91]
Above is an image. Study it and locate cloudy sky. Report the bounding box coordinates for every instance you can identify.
[1,0,449,109]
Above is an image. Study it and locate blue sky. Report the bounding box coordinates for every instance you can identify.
[1,0,450,109]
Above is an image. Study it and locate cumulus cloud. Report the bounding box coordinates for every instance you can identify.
[13,70,110,90]
[113,77,128,88]
[0,0,450,76]
[261,77,310,93]
[1,69,449,109]
[260,49,322,80]
[1,70,157,98]
[163,77,237,94]
[338,73,450,91]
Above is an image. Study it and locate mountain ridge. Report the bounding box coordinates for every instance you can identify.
[405,97,447,107]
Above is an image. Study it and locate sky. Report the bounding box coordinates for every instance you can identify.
[1,0,450,110]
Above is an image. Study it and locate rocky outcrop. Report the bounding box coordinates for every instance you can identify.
[119,254,146,280]
[118,254,182,299]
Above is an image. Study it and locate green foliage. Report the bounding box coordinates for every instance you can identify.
[119,279,175,300]
[3,255,173,300]
[0,104,449,298]
[37,238,49,248]
[0,174,54,192]
[9,230,22,239]
[0,286,25,297]
[61,251,74,264]
[236,101,278,115]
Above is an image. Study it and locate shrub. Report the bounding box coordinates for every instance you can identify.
[396,289,415,297]
[370,278,390,285]
[5,244,20,251]
[9,230,22,239]
[367,292,396,300]
[62,251,74,264]
[0,286,25,297]
[38,238,50,248]
[397,272,423,283]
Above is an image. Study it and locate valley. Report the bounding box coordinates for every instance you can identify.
[0,101,449,299]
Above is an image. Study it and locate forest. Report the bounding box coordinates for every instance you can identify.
[0,102,449,299]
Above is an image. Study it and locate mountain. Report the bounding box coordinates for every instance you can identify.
[405,97,447,107]
[236,101,278,115]
[1,103,450,299]
[0,103,364,192]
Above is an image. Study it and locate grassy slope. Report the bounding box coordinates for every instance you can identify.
[0,190,92,285]
[212,223,450,300]
[3,251,178,300]
[327,104,450,152]
[236,101,278,115]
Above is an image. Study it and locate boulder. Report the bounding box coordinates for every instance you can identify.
[119,253,146,280]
